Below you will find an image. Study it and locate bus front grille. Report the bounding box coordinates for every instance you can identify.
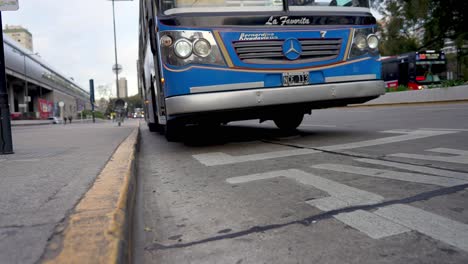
[232,38,343,64]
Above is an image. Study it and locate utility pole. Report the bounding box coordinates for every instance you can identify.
[108,0,132,98]
[0,11,14,154]
[90,79,96,123]
[112,0,119,98]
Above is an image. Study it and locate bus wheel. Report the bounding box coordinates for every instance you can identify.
[273,113,303,131]
[165,120,183,142]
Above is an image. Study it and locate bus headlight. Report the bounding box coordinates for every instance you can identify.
[367,34,379,50]
[348,28,379,59]
[355,34,367,50]
[174,39,192,59]
[193,39,211,57]
[159,31,226,67]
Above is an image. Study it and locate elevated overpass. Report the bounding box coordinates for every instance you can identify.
[3,34,90,120]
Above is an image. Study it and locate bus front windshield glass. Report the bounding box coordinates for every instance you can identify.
[415,62,447,84]
[161,0,370,15]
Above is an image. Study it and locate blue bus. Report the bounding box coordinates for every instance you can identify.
[138,0,384,141]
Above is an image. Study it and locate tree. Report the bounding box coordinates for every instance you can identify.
[373,0,467,52]
[125,94,143,113]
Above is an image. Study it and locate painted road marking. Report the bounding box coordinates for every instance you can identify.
[193,149,320,166]
[194,129,457,166]
[335,210,410,239]
[430,148,468,155]
[227,169,408,239]
[375,204,468,252]
[390,148,468,164]
[418,108,468,111]
[300,124,337,128]
[227,169,384,211]
[312,164,468,187]
[355,158,468,181]
[422,128,468,132]
[226,169,468,244]
[320,129,456,151]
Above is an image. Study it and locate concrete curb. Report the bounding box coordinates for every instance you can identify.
[355,85,468,107]
[43,127,140,264]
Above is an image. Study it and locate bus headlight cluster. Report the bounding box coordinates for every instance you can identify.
[159,30,225,67]
[349,28,380,59]
[169,37,212,59]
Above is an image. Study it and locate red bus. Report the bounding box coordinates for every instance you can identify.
[382,51,447,90]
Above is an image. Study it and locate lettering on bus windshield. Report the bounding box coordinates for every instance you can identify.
[265,16,311,26]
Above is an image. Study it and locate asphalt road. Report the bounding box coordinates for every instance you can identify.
[0,120,136,264]
[133,103,468,264]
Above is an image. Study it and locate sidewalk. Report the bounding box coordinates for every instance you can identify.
[11,118,108,127]
[0,119,139,264]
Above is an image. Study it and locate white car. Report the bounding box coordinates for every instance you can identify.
[48,117,62,124]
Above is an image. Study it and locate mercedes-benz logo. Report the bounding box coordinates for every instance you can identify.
[282,38,302,60]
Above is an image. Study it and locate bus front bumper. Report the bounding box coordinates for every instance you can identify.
[165,80,385,116]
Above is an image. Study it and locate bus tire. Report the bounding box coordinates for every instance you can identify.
[165,120,183,142]
[273,113,303,131]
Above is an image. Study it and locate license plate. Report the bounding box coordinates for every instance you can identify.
[282,72,309,86]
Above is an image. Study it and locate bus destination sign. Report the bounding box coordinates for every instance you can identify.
[0,0,19,11]
[418,53,442,60]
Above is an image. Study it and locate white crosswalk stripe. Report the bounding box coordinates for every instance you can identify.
[355,158,468,181]
[390,148,468,164]
[194,129,458,166]
[194,149,320,166]
[375,204,468,252]
[335,210,411,239]
[320,129,457,151]
[227,169,384,211]
[311,164,468,187]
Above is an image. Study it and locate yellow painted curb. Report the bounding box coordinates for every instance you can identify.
[44,127,139,264]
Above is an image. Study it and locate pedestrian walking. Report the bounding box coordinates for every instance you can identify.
[63,116,67,125]
[68,115,73,124]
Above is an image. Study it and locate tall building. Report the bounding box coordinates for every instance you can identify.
[118,77,128,98]
[3,25,34,52]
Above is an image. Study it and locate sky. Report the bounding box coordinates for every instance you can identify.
[3,0,140,97]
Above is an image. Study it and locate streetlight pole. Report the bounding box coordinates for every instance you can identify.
[108,0,132,99]
[111,0,120,99]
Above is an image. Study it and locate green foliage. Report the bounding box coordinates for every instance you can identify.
[440,79,466,88]
[125,94,144,113]
[373,0,468,53]
[80,110,105,119]
[386,85,409,93]
[104,94,143,115]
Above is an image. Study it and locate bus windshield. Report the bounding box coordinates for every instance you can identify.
[415,62,446,84]
[161,0,370,15]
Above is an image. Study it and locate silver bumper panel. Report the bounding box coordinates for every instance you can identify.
[166,80,385,116]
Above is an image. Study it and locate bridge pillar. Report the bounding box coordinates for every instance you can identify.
[8,82,14,113]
